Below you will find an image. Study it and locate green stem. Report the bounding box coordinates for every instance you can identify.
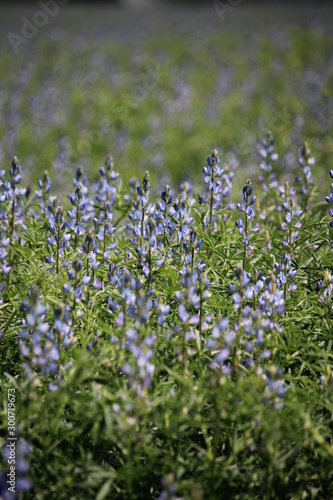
[163,205,167,250]
[73,271,78,312]
[141,206,145,244]
[57,327,61,373]
[209,168,214,232]
[122,301,127,346]
[103,224,106,256]
[56,225,60,274]
[180,220,183,269]
[289,219,292,258]
[183,323,187,375]
[74,202,80,252]
[147,244,151,289]
[243,213,248,271]
[199,288,203,338]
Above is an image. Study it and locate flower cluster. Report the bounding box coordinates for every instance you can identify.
[274,252,297,301]
[67,167,92,251]
[19,287,59,381]
[236,179,259,268]
[317,269,333,306]
[35,170,52,216]
[158,473,182,500]
[262,365,287,410]
[122,328,156,395]
[0,139,320,412]
[258,132,279,196]
[278,181,302,254]
[46,203,70,273]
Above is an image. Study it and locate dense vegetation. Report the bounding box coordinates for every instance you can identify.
[1,134,333,499]
[1,5,333,499]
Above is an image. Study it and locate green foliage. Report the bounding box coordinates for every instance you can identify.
[1,7,333,499]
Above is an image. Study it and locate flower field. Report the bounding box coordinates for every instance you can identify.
[1,4,333,500]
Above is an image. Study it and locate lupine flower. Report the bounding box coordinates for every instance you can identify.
[156,184,173,251]
[240,309,278,369]
[179,181,194,204]
[128,286,153,329]
[94,200,116,258]
[263,365,287,410]
[95,155,119,205]
[317,269,333,306]
[124,176,140,206]
[47,204,69,273]
[127,172,156,284]
[158,473,182,500]
[259,272,285,318]
[136,170,150,242]
[169,197,193,268]
[63,259,93,308]
[109,267,135,340]
[236,179,258,269]
[208,317,231,373]
[67,167,92,251]
[183,228,203,271]
[35,170,52,216]
[229,264,252,314]
[19,287,59,380]
[153,297,171,327]
[0,236,11,294]
[1,157,26,254]
[174,266,203,369]
[199,148,233,231]
[275,252,297,301]
[82,230,100,281]
[258,132,279,197]
[122,329,156,395]
[54,302,74,349]
[278,181,302,254]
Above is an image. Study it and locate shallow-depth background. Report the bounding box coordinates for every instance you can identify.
[1,1,333,195]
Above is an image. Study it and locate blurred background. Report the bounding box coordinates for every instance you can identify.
[0,0,332,195]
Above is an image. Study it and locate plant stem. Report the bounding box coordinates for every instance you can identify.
[57,327,61,373]
[74,202,80,252]
[243,210,248,270]
[141,206,145,243]
[56,225,60,274]
[147,244,151,289]
[199,288,203,337]
[183,323,187,375]
[209,168,214,232]
[180,219,183,269]
[122,301,127,346]
[103,225,106,256]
